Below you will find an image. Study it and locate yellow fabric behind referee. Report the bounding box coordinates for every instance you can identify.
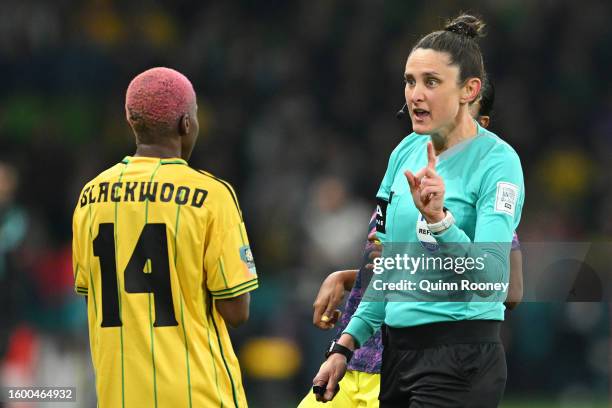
[72,156,258,408]
[298,370,380,408]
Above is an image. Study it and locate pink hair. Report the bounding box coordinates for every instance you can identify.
[125,67,196,133]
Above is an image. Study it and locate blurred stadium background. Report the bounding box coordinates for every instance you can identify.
[0,0,610,406]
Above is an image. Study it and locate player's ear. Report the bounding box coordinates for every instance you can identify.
[478,115,490,128]
[179,114,190,136]
[460,78,481,105]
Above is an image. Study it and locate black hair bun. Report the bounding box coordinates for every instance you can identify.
[444,14,486,39]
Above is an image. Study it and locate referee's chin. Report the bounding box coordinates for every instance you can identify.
[410,121,432,135]
[412,126,432,136]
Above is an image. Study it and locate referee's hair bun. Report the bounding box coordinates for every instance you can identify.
[444,14,486,39]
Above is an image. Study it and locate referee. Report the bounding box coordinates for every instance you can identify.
[313,14,524,408]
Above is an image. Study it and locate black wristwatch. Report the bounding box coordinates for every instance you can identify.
[325,341,353,364]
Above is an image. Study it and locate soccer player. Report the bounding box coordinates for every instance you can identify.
[72,67,258,407]
[299,78,522,408]
[313,15,524,407]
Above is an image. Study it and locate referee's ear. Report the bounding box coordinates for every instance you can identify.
[461,78,482,105]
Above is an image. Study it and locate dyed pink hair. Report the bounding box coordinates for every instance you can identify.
[125,67,196,133]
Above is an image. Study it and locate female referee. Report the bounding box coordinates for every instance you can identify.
[300,78,523,408]
[312,14,524,408]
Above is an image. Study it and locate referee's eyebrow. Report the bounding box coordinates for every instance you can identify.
[404,71,441,80]
[421,71,441,78]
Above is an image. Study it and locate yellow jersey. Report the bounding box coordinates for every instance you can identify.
[72,156,258,408]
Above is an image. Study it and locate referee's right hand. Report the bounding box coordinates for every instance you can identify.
[312,353,346,402]
[405,141,446,224]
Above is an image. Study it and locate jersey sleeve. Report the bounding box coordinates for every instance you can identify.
[72,200,88,296]
[343,218,386,348]
[375,146,401,242]
[433,148,524,291]
[334,209,378,338]
[473,149,524,242]
[203,185,258,299]
[345,151,402,346]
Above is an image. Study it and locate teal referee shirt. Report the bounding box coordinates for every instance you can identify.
[344,122,524,347]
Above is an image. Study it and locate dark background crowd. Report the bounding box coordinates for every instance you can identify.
[0,0,611,406]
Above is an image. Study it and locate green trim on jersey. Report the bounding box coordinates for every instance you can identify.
[195,170,243,222]
[87,205,98,318]
[205,300,224,407]
[143,159,162,407]
[210,311,239,408]
[121,156,187,166]
[114,162,129,408]
[218,258,229,288]
[174,204,193,408]
[210,278,258,299]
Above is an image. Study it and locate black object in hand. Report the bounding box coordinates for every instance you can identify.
[312,383,340,397]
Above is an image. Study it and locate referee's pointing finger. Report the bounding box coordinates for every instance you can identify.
[427,142,436,170]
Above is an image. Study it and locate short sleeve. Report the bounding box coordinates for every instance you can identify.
[474,149,525,243]
[204,185,258,299]
[73,202,88,296]
[433,145,525,291]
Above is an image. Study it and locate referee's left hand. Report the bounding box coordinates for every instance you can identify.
[312,354,346,402]
[405,142,446,223]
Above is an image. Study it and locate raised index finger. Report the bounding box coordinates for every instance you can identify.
[427,142,436,170]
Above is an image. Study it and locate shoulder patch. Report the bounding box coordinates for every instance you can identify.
[495,182,519,216]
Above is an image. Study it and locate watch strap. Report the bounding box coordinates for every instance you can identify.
[325,341,353,363]
[427,208,455,234]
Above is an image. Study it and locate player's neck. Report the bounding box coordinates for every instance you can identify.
[134,143,182,159]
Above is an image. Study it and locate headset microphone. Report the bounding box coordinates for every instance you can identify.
[396,103,408,119]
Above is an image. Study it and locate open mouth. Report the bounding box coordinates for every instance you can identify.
[412,108,430,121]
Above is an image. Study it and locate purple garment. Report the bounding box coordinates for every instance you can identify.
[334,210,521,374]
[511,231,520,251]
[334,210,383,373]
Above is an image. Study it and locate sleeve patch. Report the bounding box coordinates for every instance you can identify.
[495,182,519,216]
[240,245,257,276]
